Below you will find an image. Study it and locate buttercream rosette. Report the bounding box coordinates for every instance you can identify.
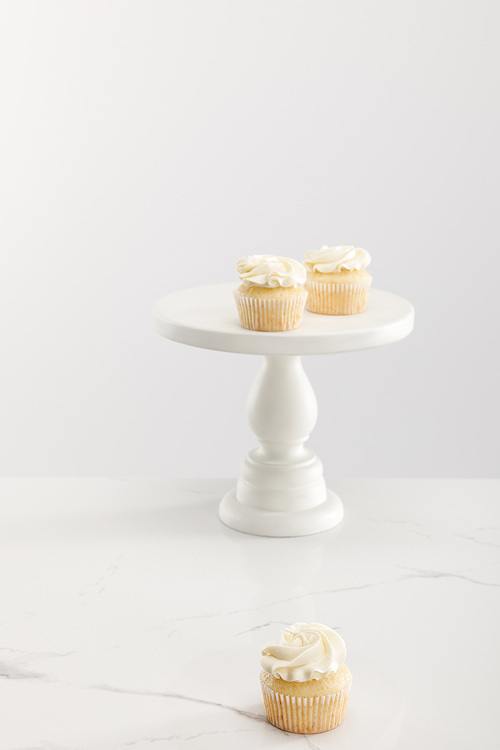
[234,255,307,331]
[304,245,372,315]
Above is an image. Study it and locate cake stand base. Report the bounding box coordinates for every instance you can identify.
[219,488,344,537]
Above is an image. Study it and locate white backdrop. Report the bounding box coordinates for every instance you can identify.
[1,1,498,478]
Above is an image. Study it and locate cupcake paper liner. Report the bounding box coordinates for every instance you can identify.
[306,278,371,315]
[260,680,351,734]
[234,291,307,332]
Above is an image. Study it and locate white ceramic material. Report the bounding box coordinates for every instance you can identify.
[1,478,498,749]
[153,284,414,536]
[219,354,343,536]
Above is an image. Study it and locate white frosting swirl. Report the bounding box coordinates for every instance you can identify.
[304,245,371,273]
[260,622,346,682]
[236,255,306,288]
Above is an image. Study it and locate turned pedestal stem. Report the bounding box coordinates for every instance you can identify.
[219,355,343,536]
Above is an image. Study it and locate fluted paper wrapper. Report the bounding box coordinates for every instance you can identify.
[260,680,351,734]
[306,278,371,315]
[234,290,307,331]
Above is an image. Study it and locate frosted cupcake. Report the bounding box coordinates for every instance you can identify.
[304,245,372,315]
[260,622,351,734]
[234,255,307,331]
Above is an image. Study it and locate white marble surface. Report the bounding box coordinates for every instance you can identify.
[0,478,499,749]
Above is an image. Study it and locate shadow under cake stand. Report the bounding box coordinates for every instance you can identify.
[153,283,414,537]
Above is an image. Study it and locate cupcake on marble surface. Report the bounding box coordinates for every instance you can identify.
[234,255,307,331]
[304,245,372,315]
[260,622,351,734]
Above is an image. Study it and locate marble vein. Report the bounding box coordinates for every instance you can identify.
[396,567,500,588]
[159,581,386,631]
[112,479,212,496]
[79,557,121,599]
[0,667,267,726]
[235,620,289,637]
[365,517,433,539]
[0,664,45,680]
[149,561,500,643]
[0,649,53,681]
[0,647,73,658]
[304,738,322,750]
[476,526,500,532]
[121,730,252,746]
[452,532,500,549]
[365,518,427,527]
[91,683,267,722]
[0,646,76,685]
[0,658,266,727]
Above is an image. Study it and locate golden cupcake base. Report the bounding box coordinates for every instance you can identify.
[306,278,372,315]
[260,667,352,734]
[234,288,307,331]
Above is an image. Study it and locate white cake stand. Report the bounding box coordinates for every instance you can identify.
[153,283,414,537]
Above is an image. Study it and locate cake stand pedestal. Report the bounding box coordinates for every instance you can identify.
[153,283,414,537]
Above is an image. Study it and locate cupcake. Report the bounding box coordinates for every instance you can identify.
[260,622,352,734]
[234,255,307,331]
[304,245,372,315]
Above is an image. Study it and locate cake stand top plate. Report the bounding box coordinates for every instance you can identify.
[153,283,414,355]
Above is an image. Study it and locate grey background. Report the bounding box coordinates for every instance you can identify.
[1,0,498,478]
